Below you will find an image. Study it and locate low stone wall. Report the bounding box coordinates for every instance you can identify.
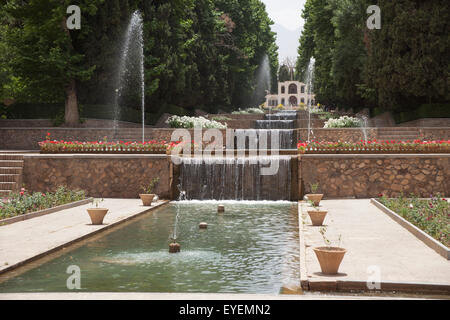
[0,128,230,150]
[418,128,450,140]
[223,120,257,129]
[298,127,450,143]
[14,153,450,201]
[0,128,117,150]
[298,128,377,142]
[214,113,266,120]
[22,154,171,199]
[399,118,450,128]
[0,119,145,128]
[298,154,449,199]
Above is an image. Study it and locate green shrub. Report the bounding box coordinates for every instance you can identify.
[210,116,232,122]
[0,186,86,219]
[393,103,450,124]
[379,194,449,247]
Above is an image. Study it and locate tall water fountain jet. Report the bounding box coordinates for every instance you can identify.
[360,115,369,142]
[170,188,186,253]
[253,54,272,107]
[305,57,315,142]
[114,11,145,142]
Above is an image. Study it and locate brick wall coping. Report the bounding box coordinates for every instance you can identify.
[298,127,450,130]
[2,127,448,131]
[23,154,170,160]
[300,154,450,159]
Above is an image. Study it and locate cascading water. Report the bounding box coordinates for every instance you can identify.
[179,157,292,201]
[234,129,295,150]
[305,57,315,142]
[114,11,145,142]
[256,120,294,129]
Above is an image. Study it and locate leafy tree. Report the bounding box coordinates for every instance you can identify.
[366,0,450,110]
[278,65,291,82]
[3,0,103,125]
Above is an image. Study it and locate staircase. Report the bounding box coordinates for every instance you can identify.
[377,128,420,142]
[0,154,24,198]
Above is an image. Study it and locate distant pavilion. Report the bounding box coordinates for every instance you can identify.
[265,81,315,108]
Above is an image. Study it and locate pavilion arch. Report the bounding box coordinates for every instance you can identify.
[289,96,298,106]
[288,83,297,94]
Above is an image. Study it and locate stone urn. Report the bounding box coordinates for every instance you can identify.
[139,194,155,206]
[307,209,328,226]
[306,194,323,206]
[87,208,109,225]
[313,247,347,275]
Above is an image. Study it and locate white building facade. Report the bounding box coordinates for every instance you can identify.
[265,81,315,108]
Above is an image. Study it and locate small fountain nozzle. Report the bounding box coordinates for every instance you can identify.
[169,242,181,253]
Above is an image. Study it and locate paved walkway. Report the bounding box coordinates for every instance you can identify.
[0,292,424,300]
[0,199,167,274]
[300,199,450,293]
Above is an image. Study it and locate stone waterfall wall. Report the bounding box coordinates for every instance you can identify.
[22,154,171,199]
[298,154,449,199]
[19,154,449,200]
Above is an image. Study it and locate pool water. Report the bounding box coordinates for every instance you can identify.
[0,201,299,294]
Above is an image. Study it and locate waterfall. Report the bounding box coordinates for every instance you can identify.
[256,120,294,129]
[179,156,292,201]
[234,129,295,150]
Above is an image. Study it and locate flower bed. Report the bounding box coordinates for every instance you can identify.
[166,115,227,129]
[378,195,449,247]
[297,140,450,154]
[323,115,362,128]
[39,139,171,154]
[0,186,86,220]
[39,132,220,155]
[232,107,265,114]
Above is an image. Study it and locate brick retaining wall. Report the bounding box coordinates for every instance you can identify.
[22,154,171,199]
[19,153,449,200]
[298,154,449,199]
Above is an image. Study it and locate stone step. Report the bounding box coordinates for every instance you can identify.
[0,167,23,175]
[0,154,24,161]
[0,160,24,168]
[0,182,17,190]
[0,174,20,182]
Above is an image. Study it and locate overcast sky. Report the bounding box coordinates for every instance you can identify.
[260,0,307,61]
[261,0,306,31]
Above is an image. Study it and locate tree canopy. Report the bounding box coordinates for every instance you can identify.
[296,0,450,115]
[0,0,278,124]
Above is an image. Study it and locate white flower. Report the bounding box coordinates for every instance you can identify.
[166,115,227,129]
[324,116,363,128]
